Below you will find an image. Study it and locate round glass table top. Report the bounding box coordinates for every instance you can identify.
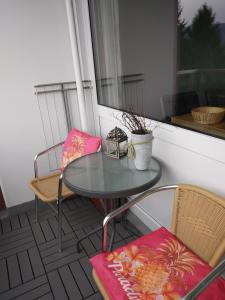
[63,152,161,198]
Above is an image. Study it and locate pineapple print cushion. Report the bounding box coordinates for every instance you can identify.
[90,227,225,300]
[61,128,102,170]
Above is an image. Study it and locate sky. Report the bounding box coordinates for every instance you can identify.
[180,0,225,24]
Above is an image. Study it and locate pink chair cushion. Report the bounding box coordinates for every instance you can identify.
[90,227,225,300]
[61,128,102,170]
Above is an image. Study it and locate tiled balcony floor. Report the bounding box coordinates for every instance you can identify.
[0,197,139,300]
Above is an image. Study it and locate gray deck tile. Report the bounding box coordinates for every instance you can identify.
[41,237,78,259]
[88,232,102,251]
[72,217,102,231]
[39,232,75,254]
[18,251,34,283]
[7,255,22,288]
[58,265,82,299]
[37,292,54,300]
[0,222,2,235]
[79,257,98,292]
[18,213,30,227]
[0,235,33,254]
[47,270,68,300]
[1,218,11,233]
[65,205,97,220]
[31,222,46,244]
[75,229,96,255]
[0,197,139,300]
[48,217,58,238]
[44,251,86,273]
[0,275,47,300]
[0,259,9,292]
[0,226,30,242]
[69,261,94,298]
[85,293,102,300]
[0,240,36,259]
[40,220,55,242]
[62,216,73,234]
[14,283,50,300]
[10,215,21,230]
[28,247,45,277]
[0,228,32,247]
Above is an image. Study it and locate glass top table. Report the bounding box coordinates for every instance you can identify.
[63,152,161,199]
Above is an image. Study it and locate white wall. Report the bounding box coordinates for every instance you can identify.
[0,0,74,207]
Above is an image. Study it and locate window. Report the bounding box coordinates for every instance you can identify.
[89,0,225,139]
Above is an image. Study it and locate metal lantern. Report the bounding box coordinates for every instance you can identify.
[106,127,128,159]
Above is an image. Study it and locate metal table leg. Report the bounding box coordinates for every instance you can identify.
[119,197,141,238]
[108,199,117,252]
[76,197,138,253]
[76,198,108,253]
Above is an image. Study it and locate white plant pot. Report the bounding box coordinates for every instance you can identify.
[131,132,153,170]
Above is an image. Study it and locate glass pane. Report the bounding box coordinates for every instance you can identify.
[89,0,225,139]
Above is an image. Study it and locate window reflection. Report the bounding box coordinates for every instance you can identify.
[89,0,225,139]
[173,0,225,138]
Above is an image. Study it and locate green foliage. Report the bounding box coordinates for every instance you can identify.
[179,4,225,70]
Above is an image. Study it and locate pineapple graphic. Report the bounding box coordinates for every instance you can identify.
[107,236,203,299]
[134,263,169,294]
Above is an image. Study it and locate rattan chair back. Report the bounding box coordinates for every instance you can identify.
[171,184,225,267]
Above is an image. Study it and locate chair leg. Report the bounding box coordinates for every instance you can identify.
[35,195,39,223]
[57,199,62,252]
[109,219,116,252]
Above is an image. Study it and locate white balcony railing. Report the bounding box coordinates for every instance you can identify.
[34,80,93,171]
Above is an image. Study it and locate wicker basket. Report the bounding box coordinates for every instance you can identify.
[191,106,225,124]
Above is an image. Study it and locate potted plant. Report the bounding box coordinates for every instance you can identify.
[118,111,154,170]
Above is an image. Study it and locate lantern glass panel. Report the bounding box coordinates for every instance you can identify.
[106,141,119,158]
[119,140,127,158]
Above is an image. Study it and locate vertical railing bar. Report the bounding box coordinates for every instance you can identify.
[51,92,58,169]
[61,84,72,132]
[53,90,62,169]
[53,89,63,142]
[45,88,57,170]
[36,88,50,174]
[43,89,52,172]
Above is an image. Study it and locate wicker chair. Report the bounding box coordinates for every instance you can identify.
[29,141,73,252]
[29,139,101,252]
[91,184,225,299]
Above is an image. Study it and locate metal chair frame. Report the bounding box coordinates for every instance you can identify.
[33,141,65,252]
[32,141,102,253]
